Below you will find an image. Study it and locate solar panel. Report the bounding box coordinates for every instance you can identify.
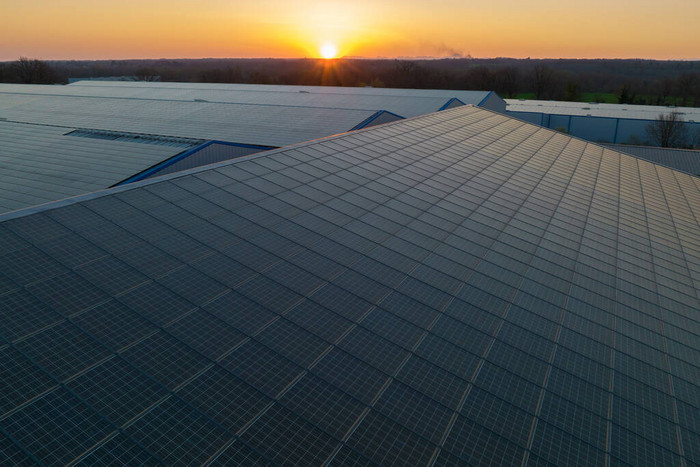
[0,106,698,465]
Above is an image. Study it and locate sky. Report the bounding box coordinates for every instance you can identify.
[1,0,699,61]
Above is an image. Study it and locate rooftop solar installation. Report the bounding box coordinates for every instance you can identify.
[0,121,193,214]
[0,89,399,147]
[0,81,505,117]
[0,105,699,465]
[604,144,700,176]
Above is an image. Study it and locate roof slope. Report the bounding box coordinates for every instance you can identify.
[1,106,699,465]
[66,81,497,116]
[0,121,190,214]
[1,82,501,117]
[0,91,387,147]
[604,143,700,175]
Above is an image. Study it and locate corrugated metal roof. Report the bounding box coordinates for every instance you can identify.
[604,143,700,175]
[1,82,498,117]
[0,121,187,214]
[0,91,390,147]
[506,99,700,121]
[0,106,699,465]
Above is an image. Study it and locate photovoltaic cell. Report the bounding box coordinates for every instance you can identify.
[0,389,113,466]
[124,396,232,465]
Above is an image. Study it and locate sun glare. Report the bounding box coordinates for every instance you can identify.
[320,43,337,59]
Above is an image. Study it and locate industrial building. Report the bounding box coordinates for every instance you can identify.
[0,105,698,465]
[507,99,700,146]
[0,83,502,214]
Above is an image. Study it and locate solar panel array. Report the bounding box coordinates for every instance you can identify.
[0,91,393,147]
[0,105,699,466]
[604,144,700,176]
[0,121,186,214]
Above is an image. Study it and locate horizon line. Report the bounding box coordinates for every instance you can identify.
[2,56,700,63]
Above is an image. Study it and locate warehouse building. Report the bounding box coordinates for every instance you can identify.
[0,106,698,465]
[507,99,700,146]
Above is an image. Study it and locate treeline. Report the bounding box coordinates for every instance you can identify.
[1,57,699,106]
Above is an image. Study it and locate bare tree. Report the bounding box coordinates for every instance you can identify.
[11,57,60,84]
[532,65,556,99]
[676,73,698,107]
[646,111,688,148]
[134,67,159,81]
[495,66,519,98]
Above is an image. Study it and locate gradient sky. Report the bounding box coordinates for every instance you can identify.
[1,0,698,60]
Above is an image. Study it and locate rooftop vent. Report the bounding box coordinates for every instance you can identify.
[65,129,204,148]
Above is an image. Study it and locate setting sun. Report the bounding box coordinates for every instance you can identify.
[320,43,337,59]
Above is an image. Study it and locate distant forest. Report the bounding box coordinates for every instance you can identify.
[2,57,699,107]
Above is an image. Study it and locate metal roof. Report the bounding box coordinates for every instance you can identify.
[0,106,698,465]
[506,99,700,122]
[0,82,500,117]
[0,121,190,214]
[604,144,700,176]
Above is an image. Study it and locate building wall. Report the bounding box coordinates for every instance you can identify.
[507,111,700,146]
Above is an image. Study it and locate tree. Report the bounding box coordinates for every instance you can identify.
[532,65,556,99]
[494,66,519,98]
[654,78,674,105]
[134,67,159,81]
[10,57,60,84]
[676,73,698,107]
[646,111,688,148]
[565,81,581,101]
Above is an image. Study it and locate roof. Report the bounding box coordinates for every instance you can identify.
[0,121,193,214]
[0,81,499,118]
[1,106,699,465]
[506,99,700,122]
[604,143,700,175]
[0,88,393,147]
[66,81,496,117]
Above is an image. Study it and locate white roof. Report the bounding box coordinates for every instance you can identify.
[0,121,185,214]
[1,81,493,117]
[506,99,700,122]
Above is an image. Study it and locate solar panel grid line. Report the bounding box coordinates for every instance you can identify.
[522,159,600,465]
[649,168,700,301]
[423,131,581,464]
[0,213,280,463]
[0,427,43,466]
[521,141,605,466]
[439,137,590,464]
[628,161,689,460]
[0,376,148,465]
[235,114,552,464]
[103,145,452,460]
[602,148,624,467]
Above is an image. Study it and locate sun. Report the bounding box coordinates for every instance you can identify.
[320,43,338,59]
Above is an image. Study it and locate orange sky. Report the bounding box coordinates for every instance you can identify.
[1,0,698,60]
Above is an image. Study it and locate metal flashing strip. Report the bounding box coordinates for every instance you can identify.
[438,98,466,111]
[349,110,405,131]
[477,91,494,107]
